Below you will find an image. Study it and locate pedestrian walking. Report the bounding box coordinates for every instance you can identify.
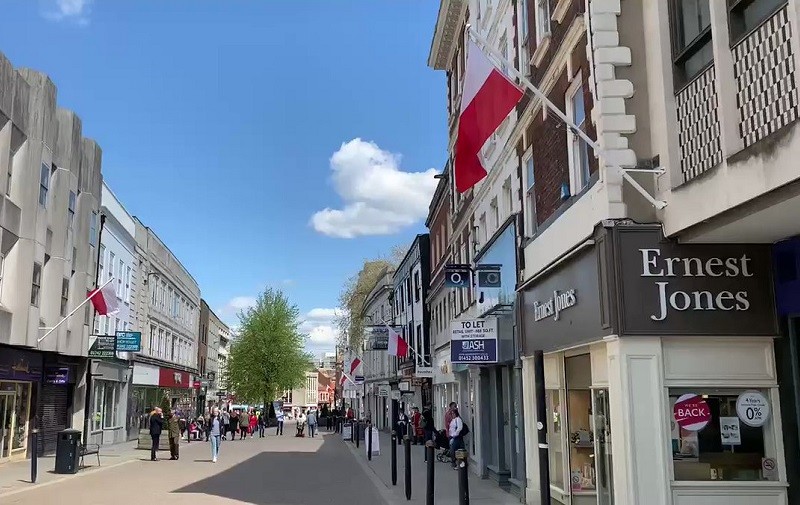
[149,407,164,461]
[421,406,435,444]
[248,409,258,438]
[221,409,230,440]
[239,410,250,440]
[326,411,333,431]
[448,408,467,469]
[229,409,240,440]
[276,410,285,435]
[411,406,422,445]
[307,409,317,438]
[208,407,222,463]
[397,410,409,445]
[296,411,306,437]
[168,410,181,460]
[258,411,266,438]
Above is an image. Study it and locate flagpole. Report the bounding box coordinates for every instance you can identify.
[378,318,430,366]
[466,26,667,209]
[37,277,115,344]
[466,26,601,153]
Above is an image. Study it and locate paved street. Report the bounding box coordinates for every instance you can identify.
[2,423,387,505]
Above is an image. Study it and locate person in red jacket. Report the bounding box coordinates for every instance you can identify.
[411,407,422,445]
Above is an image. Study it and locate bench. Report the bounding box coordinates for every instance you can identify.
[79,443,100,469]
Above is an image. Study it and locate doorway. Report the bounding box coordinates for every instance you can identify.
[0,392,13,460]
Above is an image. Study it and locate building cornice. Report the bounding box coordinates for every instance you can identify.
[428,0,468,70]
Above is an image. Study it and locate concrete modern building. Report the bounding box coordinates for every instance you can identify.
[128,218,200,439]
[361,266,395,430]
[0,52,102,459]
[391,234,431,417]
[90,181,138,447]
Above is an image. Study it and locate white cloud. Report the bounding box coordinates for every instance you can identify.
[217,296,258,327]
[310,139,439,238]
[227,296,257,311]
[300,308,340,353]
[42,0,92,25]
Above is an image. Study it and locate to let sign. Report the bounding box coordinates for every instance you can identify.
[115,331,142,352]
[450,318,498,364]
[673,393,711,432]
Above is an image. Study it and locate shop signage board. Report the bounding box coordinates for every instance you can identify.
[450,318,498,364]
[88,335,116,358]
[533,289,577,322]
[720,417,741,445]
[444,264,472,288]
[342,423,352,440]
[0,348,43,381]
[115,331,142,352]
[44,366,70,385]
[217,391,227,397]
[378,385,390,397]
[365,426,380,456]
[673,394,711,432]
[736,390,771,427]
[415,366,434,378]
[616,227,778,336]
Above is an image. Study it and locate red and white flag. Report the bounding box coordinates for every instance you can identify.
[388,327,409,358]
[455,40,524,193]
[87,280,119,316]
[348,356,362,376]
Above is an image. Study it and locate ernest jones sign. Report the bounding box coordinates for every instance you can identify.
[617,228,777,336]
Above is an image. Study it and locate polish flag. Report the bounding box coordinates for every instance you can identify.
[388,328,408,358]
[348,356,362,376]
[455,40,524,193]
[87,280,119,316]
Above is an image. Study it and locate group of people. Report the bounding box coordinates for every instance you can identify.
[190,407,267,441]
[146,407,184,461]
[395,402,467,469]
[292,408,319,437]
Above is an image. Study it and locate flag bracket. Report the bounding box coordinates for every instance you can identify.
[37,277,115,344]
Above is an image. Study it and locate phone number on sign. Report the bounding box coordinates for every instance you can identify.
[455,354,491,362]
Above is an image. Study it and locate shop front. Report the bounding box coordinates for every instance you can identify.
[520,223,784,505]
[128,362,193,441]
[0,347,41,461]
[433,347,459,429]
[89,360,130,447]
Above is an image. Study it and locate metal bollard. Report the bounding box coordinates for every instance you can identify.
[367,422,373,461]
[391,430,398,486]
[404,435,412,501]
[456,449,469,505]
[30,429,38,483]
[425,440,435,505]
[355,421,360,448]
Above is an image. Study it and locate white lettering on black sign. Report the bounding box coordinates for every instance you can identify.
[639,249,753,321]
[533,289,577,322]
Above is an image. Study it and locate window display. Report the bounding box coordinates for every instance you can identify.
[0,382,31,455]
[670,389,772,481]
[546,388,564,491]
[565,354,594,493]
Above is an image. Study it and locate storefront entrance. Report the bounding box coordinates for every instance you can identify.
[0,392,12,460]
[0,382,32,461]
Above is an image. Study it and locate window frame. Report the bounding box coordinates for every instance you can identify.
[67,191,76,228]
[536,0,551,44]
[38,163,49,207]
[522,149,537,237]
[31,262,42,307]
[60,277,69,317]
[565,73,591,196]
[727,0,787,45]
[669,0,714,89]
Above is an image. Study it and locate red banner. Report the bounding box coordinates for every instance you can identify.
[159,368,191,388]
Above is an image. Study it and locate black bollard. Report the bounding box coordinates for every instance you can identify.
[456,449,469,505]
[391,430,398,486]
[367,422,373,461]
[404,435,412,501]
[425,440,435,505]
[355,420,360,448]
[30,429,38,484]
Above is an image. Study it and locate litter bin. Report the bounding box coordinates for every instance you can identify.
[54,429,81,474]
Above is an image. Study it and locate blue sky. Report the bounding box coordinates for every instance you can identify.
[2,0,447,354]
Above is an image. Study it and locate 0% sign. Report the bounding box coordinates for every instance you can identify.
[736,390,771,428]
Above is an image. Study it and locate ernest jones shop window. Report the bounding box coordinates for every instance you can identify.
[671,389,775,481]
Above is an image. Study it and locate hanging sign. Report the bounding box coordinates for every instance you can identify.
[673,393,711,432]
[115,331,142,352]
[415,366,434,378]
[88,335,116,358]
[450,318,498,364]
[736,390,770,427]
[378,385,390,397]
[476,264,502,288]
[444,264,472,289]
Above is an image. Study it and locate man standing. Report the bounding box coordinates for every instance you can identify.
[410,407,422,445]
[307,408,317,438]
[149,407,164,461]
[276,410,285,435]
[167,410,181,460]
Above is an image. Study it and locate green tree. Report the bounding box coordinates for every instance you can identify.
[335,260,393,351]
[225,288,312,414]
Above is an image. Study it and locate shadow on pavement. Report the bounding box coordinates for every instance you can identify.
[173,434,386,505]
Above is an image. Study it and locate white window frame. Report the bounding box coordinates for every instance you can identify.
[124,265,131,303]
[108,252,115,284]
[522,149,537,237]
[565,72,590,196]
[536,0,551,44]
[499,32,509,75]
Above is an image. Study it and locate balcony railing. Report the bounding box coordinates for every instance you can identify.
[733,4,798,148]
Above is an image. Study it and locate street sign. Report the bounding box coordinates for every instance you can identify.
[415,366,434,378]
[354,375,365,385]
[115,331,142,352]
[216,391,227,397]
[450,318,498,364]
[193,381,202,389]
[88,335,116,358]
[378,385,390,397]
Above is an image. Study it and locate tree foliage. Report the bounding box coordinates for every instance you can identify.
[225,288,311,406]
[335,243,407,351]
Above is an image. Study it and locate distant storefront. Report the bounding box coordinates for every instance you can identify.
[128,362,194,440]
